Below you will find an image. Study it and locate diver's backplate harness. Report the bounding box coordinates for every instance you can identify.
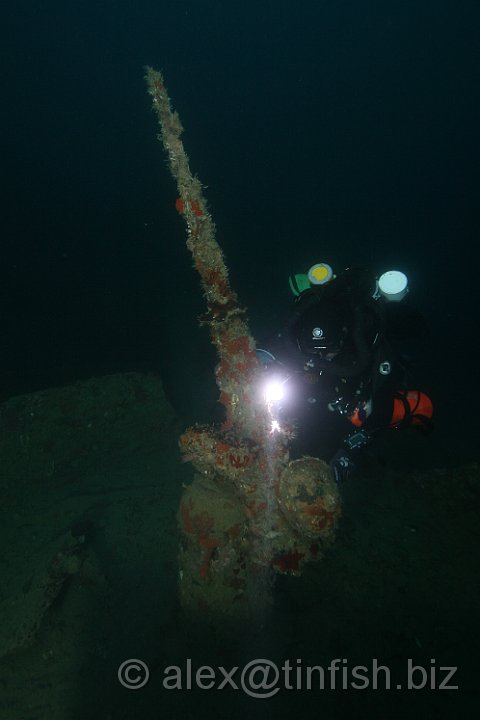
[257,264,431,455]
[286,264,410,429]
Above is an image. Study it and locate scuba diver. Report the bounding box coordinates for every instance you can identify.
[257,263,434,482]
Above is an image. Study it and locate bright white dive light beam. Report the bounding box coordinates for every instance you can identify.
[264,379,285,405]
[270,419,281,434]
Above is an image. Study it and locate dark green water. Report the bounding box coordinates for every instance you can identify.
[1,1,478,717]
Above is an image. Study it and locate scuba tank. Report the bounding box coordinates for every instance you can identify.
[374,270,409,302]
[289,262,409,303]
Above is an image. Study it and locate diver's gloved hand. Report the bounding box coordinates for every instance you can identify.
[330,448,356,483]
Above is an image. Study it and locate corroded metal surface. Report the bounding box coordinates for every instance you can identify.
[146,68,342,620]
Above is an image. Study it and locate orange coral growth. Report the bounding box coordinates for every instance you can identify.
[190,200,204,217]
[199,535,221,549]
[225,335,254,356]
[218,390,231,408]
[245,499,267,519]
[178,428,201,454]
[216,348,257,387]
[180,499,224,578]
[272,550,305,575]
[176,197,204,217]
[213,441,231,469]
[229,453,251,469]
[199,541,220,577]
[233,359,256,376]
[198,533,222,579]
[202,268,232,301]
[303,504,338,532]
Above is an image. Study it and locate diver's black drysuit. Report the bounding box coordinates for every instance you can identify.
[270,267,431,472]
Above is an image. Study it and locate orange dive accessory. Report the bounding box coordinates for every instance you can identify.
[348,390,433,430]
[389,390,433,428]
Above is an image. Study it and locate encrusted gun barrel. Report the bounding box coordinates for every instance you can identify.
[146,67,263,440]
[145,68,341,622]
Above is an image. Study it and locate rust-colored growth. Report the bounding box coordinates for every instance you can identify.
[179,425,257,482]
[146,69,341,615]
[199,538,221,578]
[180,497,223,579]
[179,480,248,589]
[175,197,203,217]
[146,66,263,439]
[272,550,305,576]
[190,200,204,217]
[277,457,342,541]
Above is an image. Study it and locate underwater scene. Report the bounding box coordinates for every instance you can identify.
[1,1,479,719]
